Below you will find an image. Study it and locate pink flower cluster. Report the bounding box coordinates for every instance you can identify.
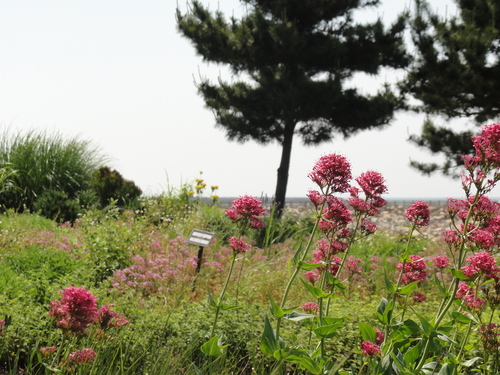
[456,282,486,310]
[49,286,98,334]
[301,302,319,314]
[225,195,266,229]
[68,348,96,365]
[397,255,428,285]
[49,286,128,334]
[406,201,430,228]
[478,323,500,352]
[360,340,381,356]
[461,252,498,280]
[97,304,129,330]
[112,236,199,296]
[228,237,252,254]
[308,154,352,193]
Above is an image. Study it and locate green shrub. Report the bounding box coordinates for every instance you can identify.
[32,189,82,223]
[90,166,142,209]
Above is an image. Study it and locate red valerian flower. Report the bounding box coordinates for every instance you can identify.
[375,329,385,345]
[49,286,98,334]
[228,237,252,254]
[406,201,430,228]
[68,348,96,365]
[308,154,352,193]
[360,340,381,356]
[355,171,388,198]
[97,304,129,330]
[225,195,266,223]
[470,123,500,168]
[433,255,451,269]
[397,255,428,285]
[301,302,319,314]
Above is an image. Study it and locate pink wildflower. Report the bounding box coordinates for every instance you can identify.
[406,201,430,228]
[304,271,320,285]
[97,304,129,330]
[478,323,500,351]
[461,251,497,279]
[307,190,325,207]
[375,329,385,345]
[464,294,486,310]
[470,123,500,167]
[433,256,451,269]
[397,255,428,285]
[456,282,472,299]
[412,292,427,303]
[301,302,319,314]
[355,171,388,198]
[228,237,252,254]
[360,341,381,356]
[225,195,266,224]
[360,219,377,235]
[49,286,98,334]
[308,154,352,192]
[68,348,96,365]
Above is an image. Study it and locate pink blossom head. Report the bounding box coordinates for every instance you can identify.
[412,292,427,303]
[304,271,320,285]
[308,154,352,193]
[68,348,96,365]
[49,286,98,334]
[225,195,266,222]
[360,341,381,356]
[470,123,500,168]
[301,302,319,314]
[433,255,451,269]
[406,201,430,228]
[360,219,377,235]
[375,329,385,345]
[307,190,325,208]
[228,237,252,254]
[97,304,129,330]
[355,171,388,198]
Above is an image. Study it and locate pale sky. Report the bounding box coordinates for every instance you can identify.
[1,0,495,200]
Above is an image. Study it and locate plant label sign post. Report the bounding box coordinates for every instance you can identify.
[187,229,215,273]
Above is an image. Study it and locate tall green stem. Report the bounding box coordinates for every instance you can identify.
[210,254,237,336]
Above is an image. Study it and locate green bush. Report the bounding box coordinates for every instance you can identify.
[90,166,142,209]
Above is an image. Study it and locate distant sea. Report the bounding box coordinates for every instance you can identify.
[216,196,500,208]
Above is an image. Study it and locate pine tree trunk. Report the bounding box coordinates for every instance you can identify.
[273,122,295,218]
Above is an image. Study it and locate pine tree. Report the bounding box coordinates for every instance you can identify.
[403,0,500,176]
[177,0,408,215]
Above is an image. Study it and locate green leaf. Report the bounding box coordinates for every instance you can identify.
[283,311,317,321]
[436,333,457,344]
[269,297,285,318]
[411,308,434,336]
[201,335,227,357]
[297,260,321,271]
[403,343,422,368]
[261,315,282,356]
[397,281,419,296]
[460,357,481,367]
[450,268,472,280]
[219,303,243,311]
[384,271,397,294]
[313,323,343,338]
[286,353,322,374]
[207,290,218,309]
[301,279,330,299]
[359,322,377,343]
[322,317,345,325]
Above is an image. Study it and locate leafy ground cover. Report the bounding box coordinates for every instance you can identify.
[2,123,500,374]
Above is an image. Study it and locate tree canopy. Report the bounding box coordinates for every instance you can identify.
[403,0,500,176]
[177,0,408,215]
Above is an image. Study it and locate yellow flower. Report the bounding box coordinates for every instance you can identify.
[195,185,203,191]
[187,190,195,196]
[211,185,219,190]
[211,195,219,200]
[195,178,204,183]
